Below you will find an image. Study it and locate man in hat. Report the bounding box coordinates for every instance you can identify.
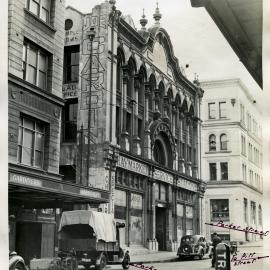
[211,232,222,267]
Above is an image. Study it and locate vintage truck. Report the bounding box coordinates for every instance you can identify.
[57,210,126,270]
[30,210,126,270]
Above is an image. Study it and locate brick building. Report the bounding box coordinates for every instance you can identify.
[60,1,205,252]
[8,0,110,265]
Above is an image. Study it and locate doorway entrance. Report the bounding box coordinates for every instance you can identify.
[155,207,166,250]
[16,222,42,265]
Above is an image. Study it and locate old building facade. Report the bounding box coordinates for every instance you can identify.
[60,1,205,252]
[201,79,263,243]
[8,0,110,265]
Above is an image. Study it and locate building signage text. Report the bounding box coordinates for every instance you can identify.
[63,83,78,99]
[80,188,101,199]
[153,169,173,184]
[117,156,149,176]
[9,173,42,187]
[177,178,197,192]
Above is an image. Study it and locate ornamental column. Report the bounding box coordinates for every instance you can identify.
[120,66,130,151]
[144,83,151,159]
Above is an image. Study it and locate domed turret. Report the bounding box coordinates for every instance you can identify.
[140,9,148,31]
[153,2,162,25]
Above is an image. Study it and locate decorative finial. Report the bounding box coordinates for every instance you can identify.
[193,73,200,86]
[153,1,162,25]
[109,0,116,5]
[140,8,148,30]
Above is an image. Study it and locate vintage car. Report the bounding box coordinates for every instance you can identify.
[177,235,210,260]
[9,251,26,270]
[58,210,125,270]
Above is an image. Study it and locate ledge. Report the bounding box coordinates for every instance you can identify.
[24,8,56,33]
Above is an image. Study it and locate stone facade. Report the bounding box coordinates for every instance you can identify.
[201,79,263,243]
[61,1,205,252]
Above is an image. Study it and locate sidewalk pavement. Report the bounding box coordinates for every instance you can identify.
[130,251,178,264]
[238,241,264,248]
[110,251,178,265]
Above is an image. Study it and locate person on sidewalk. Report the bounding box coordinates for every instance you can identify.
[211,232,222,268]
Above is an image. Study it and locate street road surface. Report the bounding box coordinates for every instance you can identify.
[108,245,270,270]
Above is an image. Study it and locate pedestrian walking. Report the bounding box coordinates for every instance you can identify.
[211,232,222,267]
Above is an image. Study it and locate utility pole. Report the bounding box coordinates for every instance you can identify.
[86,27,96,184]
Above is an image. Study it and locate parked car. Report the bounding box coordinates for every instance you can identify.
[177,235,210,260]
[9,251,26,270]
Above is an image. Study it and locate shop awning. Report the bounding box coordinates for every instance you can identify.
[8,167,110,208]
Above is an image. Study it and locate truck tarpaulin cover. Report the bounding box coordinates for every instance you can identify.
[58,210,116,242]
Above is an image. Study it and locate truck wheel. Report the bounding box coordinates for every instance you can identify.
[96,253,107,270]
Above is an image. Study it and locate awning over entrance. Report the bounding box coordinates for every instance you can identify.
[9,168,110,208]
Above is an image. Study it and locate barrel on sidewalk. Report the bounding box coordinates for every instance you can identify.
[215,242,231,270]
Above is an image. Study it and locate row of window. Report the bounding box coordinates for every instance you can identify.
[240,104,262,139]
[209,134,227,151]
[209,162,228,181]
[208,102,227,120]
[241,164,262,189]
[241,135,262,167]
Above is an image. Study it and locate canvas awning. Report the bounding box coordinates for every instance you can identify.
[59,210,116,242]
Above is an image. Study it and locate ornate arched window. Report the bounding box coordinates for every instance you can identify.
[220,134,227,150]
[209,134,216,151]
[127,57,136,98]
[153,139,166,166]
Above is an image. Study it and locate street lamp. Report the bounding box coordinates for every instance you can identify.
[86,27,96,184]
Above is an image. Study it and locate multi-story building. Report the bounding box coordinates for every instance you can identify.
[201,78,263,243]
[8,0,110,265]
[60,1,205,252]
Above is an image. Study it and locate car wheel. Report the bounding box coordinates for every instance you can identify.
[178,255,183,261]
[14,262,24,270]
[199,250,204,260]
[96,253,107,270]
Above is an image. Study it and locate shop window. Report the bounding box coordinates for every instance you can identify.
[210,199,229,220]
[114,189,127,220]
[23,40,50,90]
[177,204,184,242]
[209,163,217,180]
[219,102,226,118]
[208,103,216,119]
[155,183,166,201]
[63,99,78,142]
[17,115,46,168]
[220,134,227,150]
[25,0,51,23]
[209,134,216,151]
[220,162,228,180]
[64,45,80,83]
[186,206,193,235]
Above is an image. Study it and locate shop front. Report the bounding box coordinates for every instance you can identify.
[8,164,110,265]
[115,154,201,251]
